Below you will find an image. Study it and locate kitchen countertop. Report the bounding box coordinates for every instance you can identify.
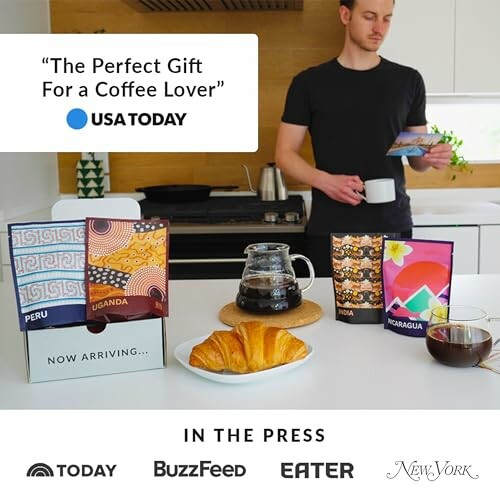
[299,188,500,225]
[3,190,500,232]
[3,192,500,275]
[411,201,500,225]
[0,274,499,409]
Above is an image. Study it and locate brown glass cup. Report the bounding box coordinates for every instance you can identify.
[426,305,499,368]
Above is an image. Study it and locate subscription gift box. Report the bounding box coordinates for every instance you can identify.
[9,198,167,383]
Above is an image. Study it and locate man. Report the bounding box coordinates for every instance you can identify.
[275,0,452,276]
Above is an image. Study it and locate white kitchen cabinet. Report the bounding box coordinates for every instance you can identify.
[381,0,455,93]
[479,225,500,273]
[412,226,479,274]
[455,0,500,93]
[381,0,500,93]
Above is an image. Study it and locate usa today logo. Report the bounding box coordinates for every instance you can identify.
[26,462,117,477]
[66,108,186,129]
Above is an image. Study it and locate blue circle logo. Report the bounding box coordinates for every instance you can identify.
[66,108,88,130]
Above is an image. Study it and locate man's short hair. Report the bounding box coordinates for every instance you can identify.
[340,0,394,8]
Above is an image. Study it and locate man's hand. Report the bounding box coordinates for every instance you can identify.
[422,143,453,170]
[405,125,453,172]
[317,171,364,205]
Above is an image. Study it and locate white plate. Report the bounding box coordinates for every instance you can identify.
[174,335,314,384]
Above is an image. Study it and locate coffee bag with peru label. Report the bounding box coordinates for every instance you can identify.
[331,233,397,324]
[86,217,169,323]
[8,220,86,331]
[382,238,454,337]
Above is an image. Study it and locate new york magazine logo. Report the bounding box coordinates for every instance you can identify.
[26,462,117,478]
[386,460,479,481]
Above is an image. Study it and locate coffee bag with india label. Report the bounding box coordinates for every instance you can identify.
[331,233,396,324]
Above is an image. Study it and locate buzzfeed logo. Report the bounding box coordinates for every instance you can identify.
[27,462,117,478]
[386,461,479,481]
[154,461,245,478]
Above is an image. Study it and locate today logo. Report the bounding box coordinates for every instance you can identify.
[26,462,117,478]
[386,460,479,481]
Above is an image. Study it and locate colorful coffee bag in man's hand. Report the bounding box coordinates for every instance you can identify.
[8,221,86,331]
[382,238,454,337]
[331,233,397,324]
[86,218,169,323]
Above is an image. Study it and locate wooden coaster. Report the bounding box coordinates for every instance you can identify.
[218,299,323,329]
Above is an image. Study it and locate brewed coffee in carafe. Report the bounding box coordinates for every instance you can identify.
[236,242,314,314]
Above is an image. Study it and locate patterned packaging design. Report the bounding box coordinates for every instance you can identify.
[76,160,104,198]
[86,218,169,323]
[382,238,454,337]
[8,221,86,331]
[331,233,393,324]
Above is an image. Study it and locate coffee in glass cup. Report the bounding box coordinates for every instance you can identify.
[426,305,498,367]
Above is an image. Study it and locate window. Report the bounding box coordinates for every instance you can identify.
[426,95,500,162]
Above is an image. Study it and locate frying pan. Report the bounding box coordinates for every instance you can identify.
[136,184,238,203]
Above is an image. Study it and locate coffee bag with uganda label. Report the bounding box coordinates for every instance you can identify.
[86,218,169,323]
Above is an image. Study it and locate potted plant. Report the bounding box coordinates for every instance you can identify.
[430,125,472,180]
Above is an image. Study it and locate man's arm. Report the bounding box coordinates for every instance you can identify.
[275,122,364,205]
[406,125,452,172]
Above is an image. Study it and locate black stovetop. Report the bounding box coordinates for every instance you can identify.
[139,195,305,224]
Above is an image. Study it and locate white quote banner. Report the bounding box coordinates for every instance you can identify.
[0,410,497,500]
[0,34,258,152]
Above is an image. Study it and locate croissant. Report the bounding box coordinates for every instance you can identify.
[189,321,308,373]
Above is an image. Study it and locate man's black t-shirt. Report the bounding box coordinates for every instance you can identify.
[282,57,427,235]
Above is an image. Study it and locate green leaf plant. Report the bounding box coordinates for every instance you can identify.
[431,124,472,180]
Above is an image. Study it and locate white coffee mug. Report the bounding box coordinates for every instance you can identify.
[358,178,396,204]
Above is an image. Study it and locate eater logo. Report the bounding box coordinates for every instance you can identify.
[27,463,54,477]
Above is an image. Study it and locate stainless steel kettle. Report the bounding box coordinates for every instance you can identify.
[242,162,288,201]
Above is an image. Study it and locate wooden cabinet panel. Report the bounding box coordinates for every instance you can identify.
[51,0,500,192]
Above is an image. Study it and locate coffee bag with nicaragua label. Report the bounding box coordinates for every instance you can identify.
[382,238,453,337]
[86,218,169,323]
[331,233,397,324]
